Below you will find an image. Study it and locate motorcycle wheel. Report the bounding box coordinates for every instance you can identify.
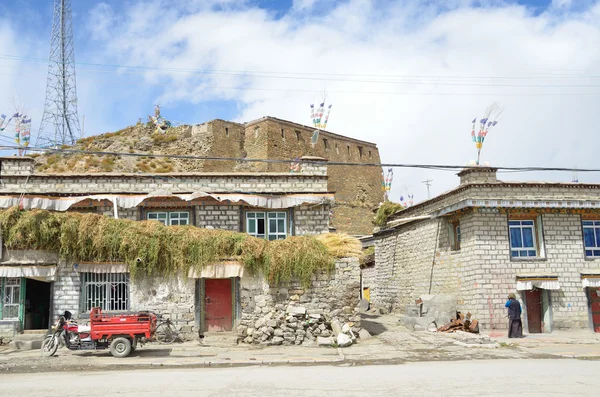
[110,337,132,358]
[41,335,59,357]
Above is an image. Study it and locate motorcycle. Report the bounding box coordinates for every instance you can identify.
[41,311,94,357]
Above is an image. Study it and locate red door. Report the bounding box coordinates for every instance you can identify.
[590,288,600,333]
[525,289,542,334]
[204,279,233,332]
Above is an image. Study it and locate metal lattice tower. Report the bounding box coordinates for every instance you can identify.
[37,0,81,147]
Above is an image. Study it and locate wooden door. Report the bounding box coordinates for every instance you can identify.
[590,288,600,333]
[525,289,542,334]
[204,279,232,332]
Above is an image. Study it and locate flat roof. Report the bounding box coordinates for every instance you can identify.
[245,116,378,147]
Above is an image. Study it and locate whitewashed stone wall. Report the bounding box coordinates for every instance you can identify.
[236,258,361,345]
[294,204,330,236]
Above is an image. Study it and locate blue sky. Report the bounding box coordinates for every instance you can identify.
[1,0,599,201]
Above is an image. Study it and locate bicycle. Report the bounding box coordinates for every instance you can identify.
[155,315,179,344]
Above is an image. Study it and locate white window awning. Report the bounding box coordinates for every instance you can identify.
[188,262,244,279]
[516,275,560,291]
[0,266,56,281]
[581,273,600,288]
[74,262,129,274]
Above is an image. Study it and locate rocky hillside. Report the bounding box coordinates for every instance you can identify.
[33,122,213,173]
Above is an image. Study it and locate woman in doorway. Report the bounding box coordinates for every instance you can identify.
[505,293,523,338]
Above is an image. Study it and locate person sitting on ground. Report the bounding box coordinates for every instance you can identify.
[505,293,523,338]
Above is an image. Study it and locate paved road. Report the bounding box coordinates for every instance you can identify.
[1,359,598,396]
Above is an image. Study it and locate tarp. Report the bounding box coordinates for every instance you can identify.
[0,265,56,281]
[0,192,334,212]
[188,262,244,279]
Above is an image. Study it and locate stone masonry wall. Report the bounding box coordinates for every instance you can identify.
[130,276,197,339]
[245,118,384,235]
[236,258,361,345]
[465,211,599,331]
[372,210,600,331]
[196,205,241,231]
[0,173,328,195]
[294,204,330,236]
[52,263,81,320]
[371,219,465,313]
[392,182,600,221]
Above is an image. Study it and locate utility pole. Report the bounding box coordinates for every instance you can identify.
[422,179,433,199]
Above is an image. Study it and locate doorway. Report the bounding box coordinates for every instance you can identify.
[525,289,542,333]
[203,278,233,332]
[24,279,51,330]
[589,288,600,333]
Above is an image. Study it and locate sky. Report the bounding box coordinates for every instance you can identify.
[0,0,599,204]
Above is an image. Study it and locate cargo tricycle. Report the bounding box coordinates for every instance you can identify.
[41,307,157,358]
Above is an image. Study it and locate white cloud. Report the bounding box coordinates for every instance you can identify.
[7,1,600,203]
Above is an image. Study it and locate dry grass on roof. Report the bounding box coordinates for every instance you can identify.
[374,201,404,226]
[0,207,360,287]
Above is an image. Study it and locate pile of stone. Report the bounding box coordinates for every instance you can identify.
[238,304,363,347]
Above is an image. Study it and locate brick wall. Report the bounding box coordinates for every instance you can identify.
[294,204,330,236]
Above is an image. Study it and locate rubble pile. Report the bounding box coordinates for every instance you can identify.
[238,304,363,347]
[437,312,480,334]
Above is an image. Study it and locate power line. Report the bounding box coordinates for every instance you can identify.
[0,144,599,174]
[2,53,600,88]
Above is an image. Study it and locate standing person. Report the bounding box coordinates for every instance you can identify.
[505,293,523,338]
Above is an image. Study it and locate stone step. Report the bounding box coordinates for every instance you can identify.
[11,332,49,341]
[23,329,48,335]
[201,332,238,347]
[8,339,44,350]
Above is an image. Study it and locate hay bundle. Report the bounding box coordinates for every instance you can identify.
[316,233,362,258]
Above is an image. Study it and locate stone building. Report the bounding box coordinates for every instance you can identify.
[366,168,600,334]
[37,116,384,235]
[0,156,361,344]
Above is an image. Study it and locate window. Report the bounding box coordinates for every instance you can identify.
[1,277,21,319]
[450,221,461,251]
[347,145,351,156]
[147,211,190,226]
[583,220,600,258]
[81,273,130,312]
[295,130,301,141]
[281,128,285,138]
[323,138,329,150]
[246,212,287,240]
[225,127,229,137]
[335,143,339,154]
[358,146,363,159]
[368,150,372,159]
[509,220,537,257]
